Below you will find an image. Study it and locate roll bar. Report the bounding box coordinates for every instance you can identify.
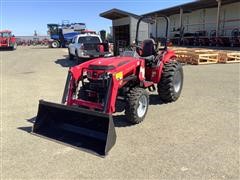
[135,15,169,50]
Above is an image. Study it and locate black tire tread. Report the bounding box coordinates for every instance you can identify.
[158,60,183,103]
[125,87,149,124]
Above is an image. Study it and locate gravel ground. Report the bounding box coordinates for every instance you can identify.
[1,46,239,179]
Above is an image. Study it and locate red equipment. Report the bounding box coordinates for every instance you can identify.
[33,15,184,156]
[0,30,17,50]
[193,31,209,46]
[209,30,231,47]
[230,28,240,47]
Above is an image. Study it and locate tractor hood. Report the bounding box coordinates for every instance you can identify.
[70,56,140,80]
[88,56,137,70]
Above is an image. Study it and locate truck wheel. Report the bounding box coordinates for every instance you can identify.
[125,88,149,124]
[158,60,183,103]
[12,43,17,50]
[10,43,17,50]
[75,50,82,64]
[68,49,74,60]
[51,41,59,48]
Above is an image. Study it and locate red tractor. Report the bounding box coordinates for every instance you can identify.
[0,30,17,50]
[230,28,240,47]
[33,15,184,156]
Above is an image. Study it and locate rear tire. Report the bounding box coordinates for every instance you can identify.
[75,50,82,64]
[157,60,183,103]
[125,88,149,124]
[68,49,74,60]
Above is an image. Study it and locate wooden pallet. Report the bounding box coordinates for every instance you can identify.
[175,51,196,64]
[217,52,228,63]
[176,51,218,65]
[218,52,240,63]
[197,54,219,65]
[226,53,240,63]
[174,47,240,65]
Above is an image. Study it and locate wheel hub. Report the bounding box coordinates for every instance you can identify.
[137,95,147,118]
[173,70,182,93]
[52,42,58,48]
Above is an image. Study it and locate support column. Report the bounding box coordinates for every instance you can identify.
[216,0,221,37]
[179,8,184,45]
[155,14,158,40]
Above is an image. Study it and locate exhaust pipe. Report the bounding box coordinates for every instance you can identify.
[32,100,116,156]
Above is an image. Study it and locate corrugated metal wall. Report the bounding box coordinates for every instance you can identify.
[130,17,149,43]
[151,2,240,38]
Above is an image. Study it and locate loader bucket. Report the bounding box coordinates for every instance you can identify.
[32,100,116,156]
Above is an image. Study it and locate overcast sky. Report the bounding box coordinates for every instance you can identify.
[1,0,193,36]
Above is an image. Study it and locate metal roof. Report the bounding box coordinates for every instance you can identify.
[143,0,239,17]
[100,8,140,20]
[100,0,239,20]
[0,30,12,33]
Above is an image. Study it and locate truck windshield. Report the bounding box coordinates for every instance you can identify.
[78,36,100,44]
[1,32,11,37]
[47,25,59,35]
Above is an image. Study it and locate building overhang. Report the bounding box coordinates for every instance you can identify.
[143,0,239,17]
[100,8,140,20]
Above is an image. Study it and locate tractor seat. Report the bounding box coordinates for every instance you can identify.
[141,39,156,57]
[140,39,156,64]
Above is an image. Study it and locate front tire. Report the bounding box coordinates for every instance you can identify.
[158,60,183,103]
[125,88,149,124]
[12,43,17,50]
[51,41,60,48]
[10,43,17,50]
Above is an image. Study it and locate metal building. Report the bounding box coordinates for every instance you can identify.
[100,9,149,55]
[100,0,240,50]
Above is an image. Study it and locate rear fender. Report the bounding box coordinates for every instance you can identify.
[162,50,176,63]
[138,59,145,81]
[155,50,177,83]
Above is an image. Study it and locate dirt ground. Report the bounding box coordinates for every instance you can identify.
[1,46,239,179]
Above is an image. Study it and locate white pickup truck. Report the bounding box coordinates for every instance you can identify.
[68,32,110,61]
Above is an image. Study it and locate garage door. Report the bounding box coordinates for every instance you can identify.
[113,25,130,55]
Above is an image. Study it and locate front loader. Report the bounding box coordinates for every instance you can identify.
[33,15,184,156]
